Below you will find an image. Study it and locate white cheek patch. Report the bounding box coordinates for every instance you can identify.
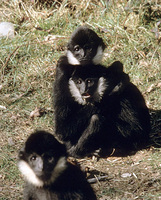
[92,46,103,64]
[69,79,86,105]
[97,77,107,100]
[18,157,67,187]
[49,156,67,184]
[18,160,44,187]
[67,50,80,65]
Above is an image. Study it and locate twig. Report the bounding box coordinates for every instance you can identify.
[87,175,109,183]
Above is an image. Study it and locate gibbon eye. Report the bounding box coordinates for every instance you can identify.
[87,79,93,84]
[77,79,82,84]
[30,155,37,161]
[48,157,54,163]
[74,45,80,52]
[87,79,95,87]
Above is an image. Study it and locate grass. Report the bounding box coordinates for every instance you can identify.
[0,0,161,199]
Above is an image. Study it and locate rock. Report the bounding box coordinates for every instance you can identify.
[8,138,15,146]
[0,22,15,38]
[121,173,131,178]
[0,105,6,110]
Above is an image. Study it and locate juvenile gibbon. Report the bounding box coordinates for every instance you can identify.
[18,130,97,200]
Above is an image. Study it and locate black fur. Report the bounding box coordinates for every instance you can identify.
[53,61,151,158]
[53,26,106,115]
[18,131,97,200]
[67,26,106,65]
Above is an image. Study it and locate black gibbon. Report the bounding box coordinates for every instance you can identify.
[18,130,97,200]
[54,61,151,158]
[53,26,106,113]
[54,25,106,80]
[66,25,106,66]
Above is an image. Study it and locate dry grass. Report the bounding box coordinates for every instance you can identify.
[0,0,161,199]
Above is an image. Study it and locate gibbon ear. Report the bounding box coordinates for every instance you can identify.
[108,61,123,73]
[18,146,25,158]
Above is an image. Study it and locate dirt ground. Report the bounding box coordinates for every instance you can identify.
[0,104,161,200]
[71,112,161,199]
[75,147,161,199]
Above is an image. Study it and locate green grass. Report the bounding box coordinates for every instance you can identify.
[0,0,161,199]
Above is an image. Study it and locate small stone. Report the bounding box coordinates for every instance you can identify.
[0,22,15,38]
[121,173,131,178]
[8,138,15,146]
[0,105,6,110]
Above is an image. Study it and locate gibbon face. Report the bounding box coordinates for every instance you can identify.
[68,62,130,105]
[18,131,67,187]
[69,66,107,105]
[67,26,106,65]
[18,131,98,199]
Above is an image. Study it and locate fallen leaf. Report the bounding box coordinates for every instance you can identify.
[157,82,161,88]
[29,107,46,118]
[147,84,155,93]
